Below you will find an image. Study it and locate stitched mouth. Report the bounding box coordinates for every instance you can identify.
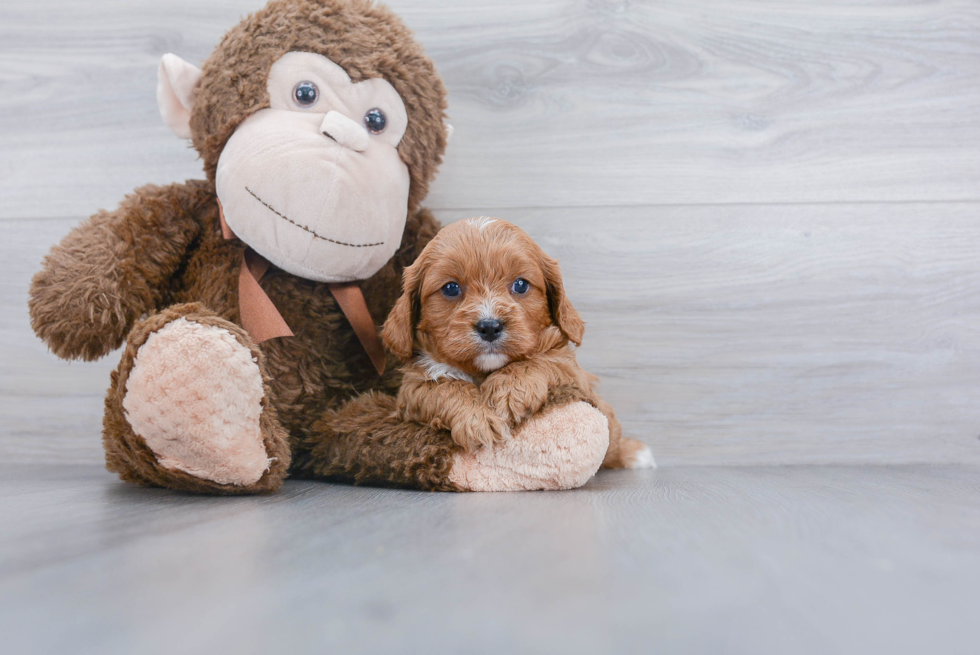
[245,187,385,248]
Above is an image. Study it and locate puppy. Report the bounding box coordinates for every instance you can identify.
[382,217,652,469]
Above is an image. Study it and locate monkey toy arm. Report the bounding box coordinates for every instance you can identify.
[29,181,210,361]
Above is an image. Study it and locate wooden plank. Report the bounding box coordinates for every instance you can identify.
[1,0,978,219]
[5,202,980,466]
[2,464,980,654]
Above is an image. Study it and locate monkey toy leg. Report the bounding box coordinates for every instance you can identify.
[293,396,610,492]
[102,303,290,494]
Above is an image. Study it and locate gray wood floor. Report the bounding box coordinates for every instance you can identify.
[3,464,979,655]
[2,2,980,653]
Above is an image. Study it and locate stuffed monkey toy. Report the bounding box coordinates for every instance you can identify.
[28,0,616,494]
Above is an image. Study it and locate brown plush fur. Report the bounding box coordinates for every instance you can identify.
[381,219,642,467]
[28,0,456,493]
[294,392,461,491]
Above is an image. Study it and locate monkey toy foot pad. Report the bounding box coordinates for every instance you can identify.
[103,305,291,495]
[449,402,610,492]
[123,318,270,485]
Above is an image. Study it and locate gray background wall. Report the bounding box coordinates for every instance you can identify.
[2,0,979,466]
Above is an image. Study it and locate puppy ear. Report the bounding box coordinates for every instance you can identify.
[382,261,423,361]
[382,293,415,361]
[542,254,585,346]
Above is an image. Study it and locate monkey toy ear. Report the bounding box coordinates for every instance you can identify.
[157,53,202,139]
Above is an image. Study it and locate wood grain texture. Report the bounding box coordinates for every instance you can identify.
[3,464,979,654]
[6,203,980,466]
[0,0,978,219]
[485,202,980,466]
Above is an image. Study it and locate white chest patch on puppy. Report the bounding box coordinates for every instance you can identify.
[418,354,473,382]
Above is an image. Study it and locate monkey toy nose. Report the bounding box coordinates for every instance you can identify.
[320,110,370,152]
[474,319,504,343]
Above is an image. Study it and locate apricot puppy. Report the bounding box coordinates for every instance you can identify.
[382,217,653,469]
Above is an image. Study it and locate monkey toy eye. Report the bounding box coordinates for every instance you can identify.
[511,278,530,295]
[293,81,319,107]
[364,108,387,134]
[441,281,461,298]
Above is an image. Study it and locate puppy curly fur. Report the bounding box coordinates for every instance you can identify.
[382,218,645,467]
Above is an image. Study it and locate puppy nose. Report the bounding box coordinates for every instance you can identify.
[475,319,505,343]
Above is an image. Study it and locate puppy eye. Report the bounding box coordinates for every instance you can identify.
[364,108,387,134]
[293,81,319,107]
[441,281,462,298]
[511,278,530,295]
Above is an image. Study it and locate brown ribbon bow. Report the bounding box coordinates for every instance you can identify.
[219,203,386,376]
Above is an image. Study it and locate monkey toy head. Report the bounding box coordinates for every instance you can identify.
[157,0,449,283]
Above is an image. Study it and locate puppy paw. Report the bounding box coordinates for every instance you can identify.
[481,369,550,426]
[451,408,511,451]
